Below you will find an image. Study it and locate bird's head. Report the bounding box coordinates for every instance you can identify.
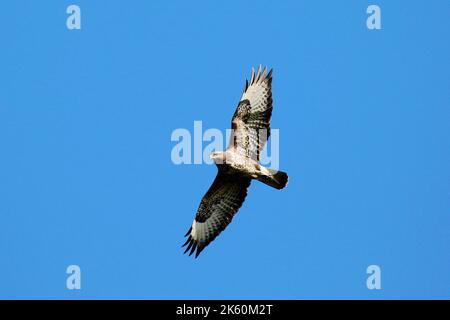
[209,151,225,164]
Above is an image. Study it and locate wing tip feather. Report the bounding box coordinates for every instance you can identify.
[256,65,262,83]
[267,68,273,79]
[184,226,192,237]
[188,241,197,256]
[246,65,273,89]
[182,226,205,258]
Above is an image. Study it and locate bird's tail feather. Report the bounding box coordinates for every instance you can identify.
[256,168,289,190]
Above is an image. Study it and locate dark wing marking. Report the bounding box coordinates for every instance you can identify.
[182,172,251,258]
[228,65,273,160]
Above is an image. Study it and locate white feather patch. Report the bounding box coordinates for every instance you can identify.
[191,220,205,242]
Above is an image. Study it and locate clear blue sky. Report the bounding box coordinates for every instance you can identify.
[0,0,449,299]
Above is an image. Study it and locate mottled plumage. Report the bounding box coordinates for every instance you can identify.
[182,66,288,258]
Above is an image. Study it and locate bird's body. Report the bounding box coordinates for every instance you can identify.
[211,150,286,188]
[211,150,259,177]
[182,66,289,258]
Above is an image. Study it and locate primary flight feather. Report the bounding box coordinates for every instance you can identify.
[182,66,289,258]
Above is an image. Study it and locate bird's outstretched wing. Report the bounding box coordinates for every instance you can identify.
[229,65,273,160]
[182,173,251,258]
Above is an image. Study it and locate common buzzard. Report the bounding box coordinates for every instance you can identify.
[182,66,289,258]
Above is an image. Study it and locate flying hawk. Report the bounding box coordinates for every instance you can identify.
[182,65,289,258]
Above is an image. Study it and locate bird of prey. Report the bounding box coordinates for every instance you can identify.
[182,65,289,258]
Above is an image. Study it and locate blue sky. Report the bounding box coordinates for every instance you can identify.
[0,0,449,299]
